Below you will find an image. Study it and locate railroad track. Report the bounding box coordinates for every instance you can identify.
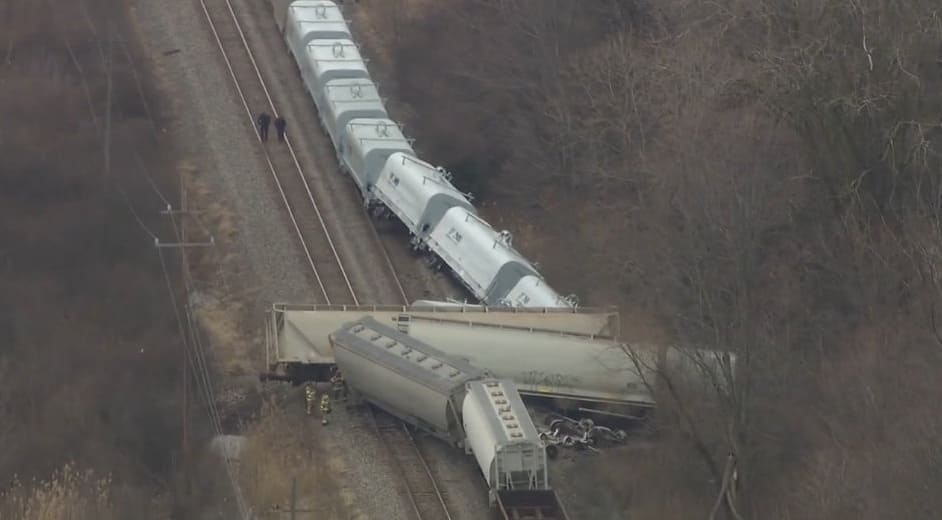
[197,0,358,304]
[197,0,453,517]
[371,409,454,520]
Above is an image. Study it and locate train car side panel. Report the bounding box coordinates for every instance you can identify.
[284,1,350,60]
[463,379,548,497]
[501,275,569,308]
[424,207,539,303]
[301,39,369,106]
[331,317,486,443]
[320,79,387,149]
[339,118,414,195]
[373,153,475,237]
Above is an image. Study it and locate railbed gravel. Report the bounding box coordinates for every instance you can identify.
[234,0,421,305]
[128,0,410,518]
[128,0,312,305]
[231,2,491,513]
[128,0,484,517]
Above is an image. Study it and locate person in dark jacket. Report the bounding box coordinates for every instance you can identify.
[274,116,287,143]
[256,112,271,141]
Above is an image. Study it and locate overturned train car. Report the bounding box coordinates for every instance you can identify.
[264,304,734,417]
[330,317,569,516]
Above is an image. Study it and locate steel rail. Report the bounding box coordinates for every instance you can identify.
[198,1,451,517]
[227,0,410,306]
[370,409,454,520]
[197,0,356,304]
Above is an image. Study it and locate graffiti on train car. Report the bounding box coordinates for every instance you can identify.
[519,370,583,393]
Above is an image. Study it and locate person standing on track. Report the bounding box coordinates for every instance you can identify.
[256,111,271,142]
[274,116,287,143]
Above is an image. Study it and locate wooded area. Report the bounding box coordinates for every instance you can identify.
[0,1,227,518]
[370,0,942,517]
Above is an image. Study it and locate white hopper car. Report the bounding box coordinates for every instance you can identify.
[463,379,548,502]
[283,1,350,60]
[330,317,568,515]
[320,79,387,150]
[282,0,573,308]
[372,153,476,245]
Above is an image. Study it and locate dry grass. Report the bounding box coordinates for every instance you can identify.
[238,401,352,519]
[0,465,116,520]
[177,163,265,378]
[195,297,258,377]
[0,0,227,517]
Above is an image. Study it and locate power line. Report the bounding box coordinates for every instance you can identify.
[117,184,159,243]
[157,245,251,520]
[134,152,171,208]
[159,178,251,519]
[54,1,248,512]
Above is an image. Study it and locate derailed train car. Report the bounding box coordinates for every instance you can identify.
[330,317,569,516]
[463,379,548,501]
[372,153,476,245]
[400,316,737,412]
[266,304,732,415]
[421,206,557,307]
[330,316,485,444]
[339,118,415,196]
[281,0,572,308]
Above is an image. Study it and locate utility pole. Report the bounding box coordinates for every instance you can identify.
[290,477,297,520]
[103,22,113,178]
[180,170,189,463]
[150,170,213,468]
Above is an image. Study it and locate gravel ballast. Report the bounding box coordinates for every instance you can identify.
[127,0,486,517]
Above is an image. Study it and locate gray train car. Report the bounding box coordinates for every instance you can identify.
[263,303,733,414]
[319,78,387,151]
[463,379,548,503]
[332,317,568,516]
[283,1,350,62]
[300,39,369,104]
[330,316,486,444]
[372,153,476,243]
[262,303,620,382]
[339,118,415,196]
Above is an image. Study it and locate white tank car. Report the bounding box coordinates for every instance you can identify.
[373,153,475,245]
[463,379,548,504]
[300,39,369,105]
[423,206,543,305]
[330,316,486,444]
[319,79,387,150]
[339,118,414,196]
[501,275,571,308]
[284,1,350,62]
